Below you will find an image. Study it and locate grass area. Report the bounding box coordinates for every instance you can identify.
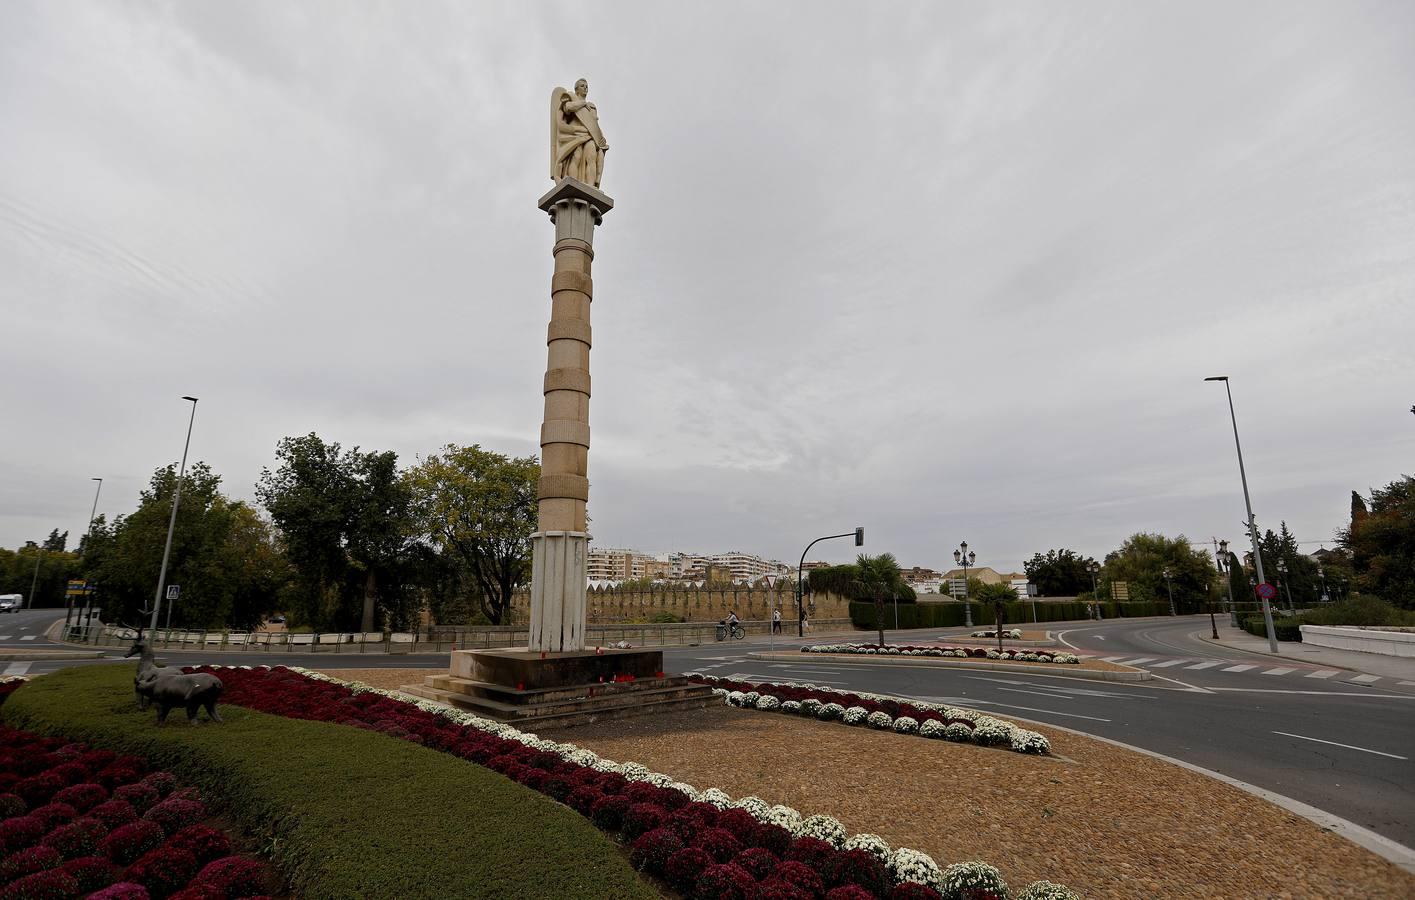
[2,665,658,900]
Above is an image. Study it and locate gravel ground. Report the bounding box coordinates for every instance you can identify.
[323,669,1415,898]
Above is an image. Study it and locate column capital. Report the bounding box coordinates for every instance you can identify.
[538,177,615,224]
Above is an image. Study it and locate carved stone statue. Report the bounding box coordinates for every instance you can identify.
[551,78,608,187]
[125,630,224,725]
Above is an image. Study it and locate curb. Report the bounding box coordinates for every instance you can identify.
[0,652,105,662]
[745,651,1152,682]
[972,708,1415,875]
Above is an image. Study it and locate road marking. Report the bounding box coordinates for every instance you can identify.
[727,673,849,685]
[1117,657,1157,666]
[1348,674,1381,684]
[1094,635,1106,640]
[1148,659,1187,668]
[960,700,1111,722]
[19,635,36,641]
[1305,670,1340,679]
[1272,731,1408,761]
[1400,681,1415,687]
[0,636,11,641]
[1262,667,1296,676]
[1211,688,1415,698]
[1100,656,1125,662]
[1185,661,1221,670]
[2,662,31,676]
[1220,664,1256,672]
[996,687,1074,701]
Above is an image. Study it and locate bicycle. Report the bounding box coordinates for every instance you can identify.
[715,623,746,641]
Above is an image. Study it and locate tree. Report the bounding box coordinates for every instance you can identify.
[1340,475,1415,608]
[1257,522,1318,611]
[42,529,68,552]
[851,554,903,646]
[1100,533,1213,613]
[1023,549,1099,596]
[345,450,415,632]
[405,444,539,626]
[0,544,80,609]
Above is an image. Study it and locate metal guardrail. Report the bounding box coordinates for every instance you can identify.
[65,618,852,654]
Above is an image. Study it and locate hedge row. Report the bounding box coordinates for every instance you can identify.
[1,666,656,900]
[1239,615,1303,642]
[849,600,1168,630]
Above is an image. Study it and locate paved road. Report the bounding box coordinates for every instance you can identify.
[11,612,1414,849]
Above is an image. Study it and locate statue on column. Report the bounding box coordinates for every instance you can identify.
[551,78,608,188]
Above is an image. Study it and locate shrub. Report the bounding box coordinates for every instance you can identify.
[143,798,206,837]
[87,883,151,900]
[112,785,160,815]
[0,795,25,820]
[939,861,1007,899]
[99,820,165,866]
[141,773,177,799]
[52,783,108,813]
[589,794,630,832]
[12,776,62,809]
[25,803,76,831]
[1017,880,1082,899]
[0,868,81,900]
[162,826,231,866]
[629,828,683,875]
[87,801,138,830]
[565,786,603,816]
[828,848,887,894]
[125,846,199,897]
[0,844,63,882]
[794,814,847,849]
[773,859,826,895]
[749,823,793,856]
[664,847,714,892]
[621,803,668,841]
[714,808,758,835]
[892,716,919,735]
[62,855,119,892]
[0,816,46,855]
[40,817,108,859]
[890,884,944,900]
[760,881,815,900]
[693,862,757,900]
[734,847,779,880]
[826,887,877,900]
[190,856,273,898]
[693,827,744,864]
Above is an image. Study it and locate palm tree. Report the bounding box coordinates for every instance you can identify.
[853,553,903,647]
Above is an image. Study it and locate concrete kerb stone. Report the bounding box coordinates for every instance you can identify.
[971,707,1415,875]
[746,651,1153,682]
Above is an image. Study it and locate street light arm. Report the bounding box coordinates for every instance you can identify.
[796,530,861,637]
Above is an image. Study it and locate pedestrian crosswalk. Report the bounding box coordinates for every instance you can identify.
[1090,654,1405,687]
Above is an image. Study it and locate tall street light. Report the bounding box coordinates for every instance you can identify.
[795,527,864,637]
[1205,376,1278,653]
[73,477,104,633]
[1162,567,1176,616]
[151,397,198,636]
[26,548,43,611]
[1087,561,1100,619]
[1213,538,1236,627]
[952,542,976,628]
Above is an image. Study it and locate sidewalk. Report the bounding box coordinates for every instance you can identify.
[1201,625,1415,681]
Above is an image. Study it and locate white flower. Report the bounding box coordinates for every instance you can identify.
[972,718,1014,747]
[620,762,651,781]
[986,649,1000,659]
[801,699,822,715]
[1017,880,1081,900]
[766,804,802,830]
[843,706,868,725]
[866,711,893,730]
[732,795,770,818]
[919,720,947,739]
[568,749,601,767]
[671,782,701,802]
[817,702,845,721]
[741,691,761,707]
[889,847,944,890]
[892,716,919,734]
[843,832,891,861]
[940,861,1008,899]
[643,772,676,788]
[699,788,732,809]
[711,687,729,698]
[794,813,846,848]
[726,690,746,707]
[944,722,973,742]
[781,700,802,714]
[756,695,781,711]
[1011,730,1051,755]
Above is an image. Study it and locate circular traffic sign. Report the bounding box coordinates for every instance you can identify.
[1255,582,1277,600]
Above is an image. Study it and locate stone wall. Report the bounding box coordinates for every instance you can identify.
[504,586,850,625]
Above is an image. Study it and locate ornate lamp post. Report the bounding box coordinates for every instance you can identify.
[953,542,976,628]
[1214,540,1237,627]
[1087,562,1101,620]
[1162,567,1176,616]
[1316,563,1330,603]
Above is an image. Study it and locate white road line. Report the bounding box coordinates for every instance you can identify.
[728,673,849,685]
[1148,659,1187,668]
[1262,667,1296,676]
[1117,657,1157,665]
[0,636,11,641]
[1221,664,1256,673]
[1100,656,1125,662]
[1348,674,1381,683]
[19,635,36,641]
[1211,688,1415,698]
[1185,661,1221,670]
[1272,731,1408,761]
[964,700,1111,723]
[996,687,1074,701]
[1400,681,1415,687]
[1305,670,1340,679]
[2,662,31,676]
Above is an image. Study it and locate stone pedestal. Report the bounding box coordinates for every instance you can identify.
[528,530,588,653]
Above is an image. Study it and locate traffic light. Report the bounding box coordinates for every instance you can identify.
[855,527,864,546]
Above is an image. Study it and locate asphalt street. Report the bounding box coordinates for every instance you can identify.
[8,610,1413,849]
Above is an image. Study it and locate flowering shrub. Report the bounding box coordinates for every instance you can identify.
[100,821,165,865]
[87,883,150,900]
[802,642,1080,664]
[843,706,869,726]
[773,859,827,895]
[694,827,744,863]
[1017,880,1082,899]
[0,845,62,882]
[892,716,919,735]
[842,832,891,861]
[734,847,780,880]
[828,848,888,894]
[867,711,894,730]
[889,883,944,899]
[164,826,231,865]
[825,886,875,900]
[52,784,107,813]
[629,827,683,874]
[794,814,847,849]
[88,801,138,830]
[971,629,1023,639]
[817,702,846,721]
[756,695,781,711]
[891,847,945,892]
[694,862,757,900]
[665,847,714,891]
[0,868,80,900]
[125,845,199,897]
[143,799,206,837]
[939,861,1008,899]
[39,817,107,859]
[190,856,273,897]
[61,855,117,892]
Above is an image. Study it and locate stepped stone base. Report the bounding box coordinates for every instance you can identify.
[401,647,716,730]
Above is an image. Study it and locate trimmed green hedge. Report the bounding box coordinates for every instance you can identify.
[849,600,1168,630]
[2,666,657,900]
[1239,615,1303,642]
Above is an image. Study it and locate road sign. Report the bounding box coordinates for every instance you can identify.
[1255,582,1277,600]
[1112,581,1130,600]
[66,580,94,597]
[166,585,180,601]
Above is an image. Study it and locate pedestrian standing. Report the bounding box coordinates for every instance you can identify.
[772,607,781,634]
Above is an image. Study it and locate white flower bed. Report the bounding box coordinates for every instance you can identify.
[867,710,893,729]
[940,861,1009,899]
[166,665,1074,899]
[972,628,1024,639]
[892,716,919,734]
[1017,880,1083,899]
[802,642,1080,664]
[843,706,869,725]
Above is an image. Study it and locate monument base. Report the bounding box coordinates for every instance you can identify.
[401,647,715,730]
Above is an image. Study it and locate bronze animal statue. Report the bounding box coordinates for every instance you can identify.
[124,627,224,725]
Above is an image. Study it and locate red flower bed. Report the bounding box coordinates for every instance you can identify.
[0,723,277,900]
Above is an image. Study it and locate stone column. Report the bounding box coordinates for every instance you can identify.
[530,178,613,652]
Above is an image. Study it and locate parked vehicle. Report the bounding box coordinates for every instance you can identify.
[0,595,22,613]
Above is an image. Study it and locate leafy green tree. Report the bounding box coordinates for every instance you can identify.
[974,581,1018,604]
[405,444,539,626]
[1340,475,1415,608]
[1023,549,1099,597]
[1256,522,1317,611]
[0,543,81,609]
[42,529,68,552]
[1100,533,1213,613]
[852,553,903,645]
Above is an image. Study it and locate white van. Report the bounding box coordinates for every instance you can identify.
[0,594,22,613]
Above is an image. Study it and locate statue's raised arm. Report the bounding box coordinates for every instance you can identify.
[551,78,608,188]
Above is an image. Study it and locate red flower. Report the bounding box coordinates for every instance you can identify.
[825,884,876,899]
[628,827,683,875]
[0,794,25,820]
[0,844,63,882]
[52,783,108,813]
[664,847,714,892]
[0,816,46,856]
[164,826,231,865]
[86,882,152,899]
[759,880,815,900]
[87,801,138,830]
[785,836,837,872]
[621,803,667,841]
[693,862,758,900]
[748,824,794,856]
[888,883,943,900]
[773,860,826,896]
[734,847,780,881]
[589,794,630,831]
[564,786,602,816]
[0,868,81,900]
[112,785,160,815]
[13,776,63,809]
[26,803,77,832]
[125,846,198,898]
[99,821,165,866]
[62,854,119,892]
[40,817,108,860]
[714,808,759,834]
[142,799,206,837]
[191,856,273,897]
[828,849,887,894]
[693,827,744,864]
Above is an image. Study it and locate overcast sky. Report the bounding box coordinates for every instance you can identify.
[3,1,1412,574]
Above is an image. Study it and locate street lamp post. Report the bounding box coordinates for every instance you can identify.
[26,549,43,612]
[1316,563,1330,603]
[1205,376,1278,653]
[151,397,199,636]
[72,477,104,635]
[952,542,976,628]
[1162,567,1176,617]
[1087,562,1100,620]
[1214,539,1237,627]
[796,527,864,638]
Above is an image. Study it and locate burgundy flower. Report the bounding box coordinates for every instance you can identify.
[828,849,887,894]
[693,827,744,864]
[41,817,108,860]
[540,776,574,802]
[112,784,160,814]
[13,775,63,808]
[191,856,273,897]
[734,847,780,881]
[99,820,165,866]
[164,826,231,865]
[693,862,758,900]
[664,847,714,892]
[824,882,876,899]
[888,883,943,900]
[621,803,667,841]
[142,799,205,837]
[589,794,630,831]
[758,880,816,900]
[88,800,139,830]
[53,783,108,813]
[86,882,152,900]
[62,854,119,892]
[773,860,826,896]
[125,845,198,898]
[565,786,602,816]
[748,824,794,856]
[0,844,63,882]
[628,827,683,875]
[0,816,46,855]
[786,836,837,871]
[0,793,25,820]
[0,868,81,900]
[715,808,759,834]
[26,802,78,832]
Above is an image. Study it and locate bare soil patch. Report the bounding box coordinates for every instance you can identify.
[543,705,1415,900]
